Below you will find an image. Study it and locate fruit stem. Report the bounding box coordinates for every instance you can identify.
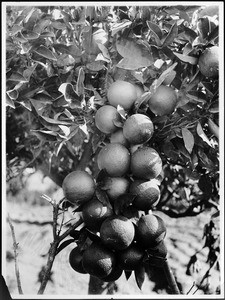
[163,259,180,294]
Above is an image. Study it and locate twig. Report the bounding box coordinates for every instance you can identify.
[163,259,180,294]
[8,214,23,294]
[186,282,196,294]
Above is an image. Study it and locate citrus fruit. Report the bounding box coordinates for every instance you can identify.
[95,105,121,134]
[82,198,113,231]
[100,215,135,250]
[101,176,130,202]
[69,247,87,274]
[147,240,167,258]
[107,80,137,110]
[97,143,130,177]
[129,179,160,210]
[198,46,219,78]
[62,171,95,205]
[82,242,116,278]
[123,113,154,145]
[130,147,162,180]
[136,214,166,248]
[134,84,145,99]
[101,265,123,282]
[148,85,178,116]
[110,129,129,148]
[118,243,145,270]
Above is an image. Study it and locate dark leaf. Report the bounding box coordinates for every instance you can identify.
[182,128,194,154]
[31,93,53,103]
[22,30,39,40]
[147,21,162,39]
[34,45,57,61]
[40,31,55,38]
[198,175,213,195]
[134,264,145,290]
[56,239,75,256]
[96,169,110,184]
[114,194,136,215]
[207,26,219,43]
[6,94,16,108]
[95,188,113,209]
[31,130,58,142]
[125,270,132,280]
[162,22,178,47]
[85,228,102,243]
[51,20,67,30]
[173,53,198,65]
[33,18,51,34]
[198,17,210,40]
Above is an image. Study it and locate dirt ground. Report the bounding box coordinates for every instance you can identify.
[4,171,221,297]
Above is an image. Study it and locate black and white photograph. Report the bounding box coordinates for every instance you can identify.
[2,2,224,298]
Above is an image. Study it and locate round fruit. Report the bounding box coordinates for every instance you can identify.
[129,179,160,210]
[95,105,121,134]
[123,114,154,145]
[97,143,130,177]
[118,243,145,270]
[147,240,167,258]
[62,171,95,205]
[100,215,135,250]
[82,242,116,278]
[134,84,144,99]
[82,198,113,231]
[198,46,219,78]
[148,85,178,116]
[107,80,137,110]
[101,265,123,282]
[102,176,130,202]
[69,247,87,274]
[110,129,129,148]
[130,147,162,180]
[136,214,166,248]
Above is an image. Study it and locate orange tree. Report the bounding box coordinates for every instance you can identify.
[5,5,220,295]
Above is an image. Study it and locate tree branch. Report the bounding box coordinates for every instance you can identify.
[8,214,23,295]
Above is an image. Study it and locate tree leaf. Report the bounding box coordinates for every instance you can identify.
[76,67,85,96]
[58,83,82,108]
[111,20,132,36]
[173,53,198,65]
[56,239,75,256]
[40,31,55,38]
[116,38,153,70]
[34,45,57,61]
[95,188,113,210]
[22,30,39,40]
[6,94,16,108]
[207,26,219,42]
[31,93,53,103]
[162,22,178,47]
[134,264,145,290]
[8,72,28,82]
[146,21,162,39]
[182,128,195,154]
[196,122,213,147]
[198,17,210,40]
[114,194,136,215]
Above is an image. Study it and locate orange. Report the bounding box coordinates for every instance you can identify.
[82,242,116,278]
[129,179,160,210]
[136,214,166,248]
[62,171,95,205]
[123,113,154,145]
[130,147,162,180]
[198,46,219,78]
[148,85,178,116]
[97,143,130,177]
[101,265,123,282]
[107,80,137,110]
[147,240,167,258]
[69,247,87,274]
[100,215,135,250]
[95,105,121,134]
[118,243,145,270]
[82,197,113,231]
[110,129,129,148]
[101,176,130,202]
